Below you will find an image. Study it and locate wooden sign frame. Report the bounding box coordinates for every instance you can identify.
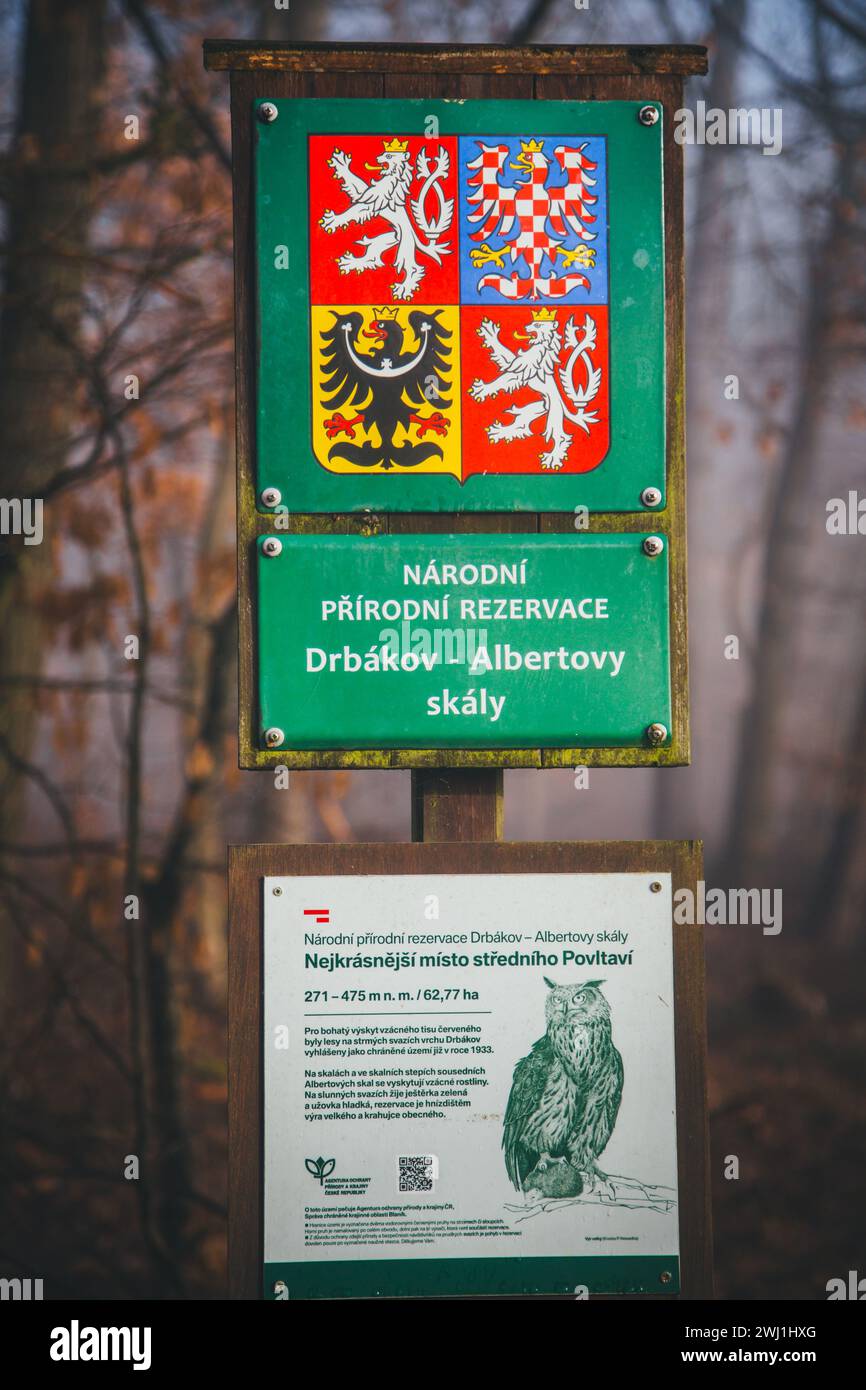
[227,838,712,1300]
[203,42,707,773]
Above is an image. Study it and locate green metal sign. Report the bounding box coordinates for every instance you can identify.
[255,533,671,750]
[254,98,665,513]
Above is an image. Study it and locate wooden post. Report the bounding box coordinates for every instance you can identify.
[411,769,503,842]
[207,39,713,1302]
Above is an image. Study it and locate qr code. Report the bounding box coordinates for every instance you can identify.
[397,1155,437,1193]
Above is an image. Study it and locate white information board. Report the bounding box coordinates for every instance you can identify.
[263,871,679,1298]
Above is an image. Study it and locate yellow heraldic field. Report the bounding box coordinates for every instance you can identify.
[310,304,462,478]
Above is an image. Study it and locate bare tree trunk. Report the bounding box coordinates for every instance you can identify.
[139,597,235,1281]
[685,0,748,327]
[653,0,747,841]
[0,0,106,495]
[178,430,236,1006]
[262,2,328,40]
[725,137,857,883]
[0,0,107,1167]
[0,0,106,719]
[0,0,107,777]
[807,672,866,943]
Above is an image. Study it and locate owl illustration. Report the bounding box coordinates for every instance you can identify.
[503,978,624,1196]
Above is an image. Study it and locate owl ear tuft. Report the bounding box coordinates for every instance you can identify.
[543,976,557,989]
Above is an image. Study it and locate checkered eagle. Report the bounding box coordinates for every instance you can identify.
[467,139,599,300]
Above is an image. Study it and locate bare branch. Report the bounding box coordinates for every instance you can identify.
[123,0,232,173]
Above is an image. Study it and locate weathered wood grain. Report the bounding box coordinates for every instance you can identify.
[216,49,693,768]
[410,768,504,840]
[205,41,708,77]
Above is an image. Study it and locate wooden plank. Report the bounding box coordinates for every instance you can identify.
[239,745,699,772]
[223,57,689,770]
[205,41,708,77]
[227,842,263,1300]
[411,768,503,840]
[670,839,714,1299]
[227,839,711,1299]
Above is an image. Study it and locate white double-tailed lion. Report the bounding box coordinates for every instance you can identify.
[469,311,602,470]
[320,139,453,301]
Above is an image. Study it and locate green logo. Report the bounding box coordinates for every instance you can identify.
[305,1156,336,1185]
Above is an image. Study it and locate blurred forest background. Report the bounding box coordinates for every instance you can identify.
[0,0,864,1300]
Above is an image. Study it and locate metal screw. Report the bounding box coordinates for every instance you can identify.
[646,723,668,746]
[272,886,282,896]
[650,881,662,893]
[641,486,662,508]
[258,102,279,124]
[643,535,664,557]
[265,727,285,748]
[639,105,660,127]
[260,486,282,508]
[262,536,282,558]
[659,1270,672,1285]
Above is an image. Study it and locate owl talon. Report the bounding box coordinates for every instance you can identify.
[578,1167,617,1200]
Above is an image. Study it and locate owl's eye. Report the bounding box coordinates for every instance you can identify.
[572,991,584,1004]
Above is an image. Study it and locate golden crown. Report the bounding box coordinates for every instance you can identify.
[382,136,409,153]
[530,307,558,321]
[520,138,545,154]
[372,306,399,320]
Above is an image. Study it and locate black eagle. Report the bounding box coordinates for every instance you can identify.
[319,309,452,469]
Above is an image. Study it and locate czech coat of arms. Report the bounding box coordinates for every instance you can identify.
[308,132,610,480]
